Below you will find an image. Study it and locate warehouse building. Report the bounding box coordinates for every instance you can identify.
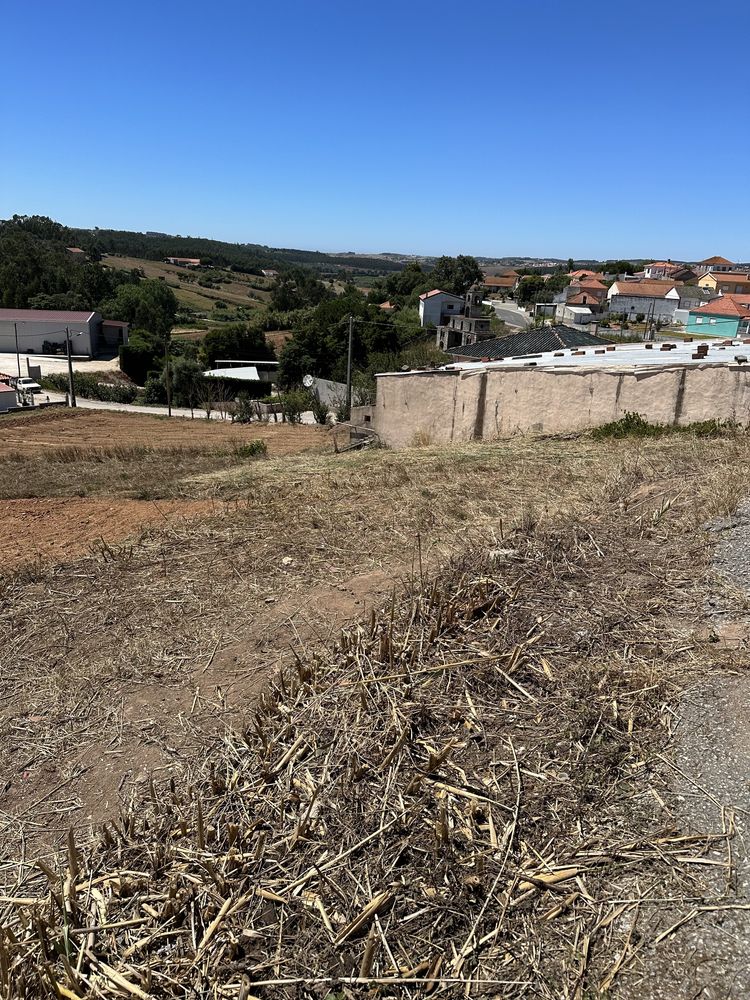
[0,309,129,358]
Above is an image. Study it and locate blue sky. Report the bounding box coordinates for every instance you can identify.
[2,0,749,259]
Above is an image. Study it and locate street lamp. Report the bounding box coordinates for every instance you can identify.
[41,328,84,407]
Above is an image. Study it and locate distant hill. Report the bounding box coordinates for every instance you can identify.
[70,228,407,278]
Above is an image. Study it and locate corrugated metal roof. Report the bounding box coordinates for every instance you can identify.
[203,366,260,381]
[0,309,96,323]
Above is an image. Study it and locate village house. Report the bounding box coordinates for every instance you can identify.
[165,256,201,267]
[568,269,606,282]
[644,261,697,282]
[418,289,464,328]
[552,279,608,324]
[686,295,750,339]
[697,271,750,295]
[261,268,279,278]
[694,255,735,275]
[436,287,494,351]
[66,247,87,262]
[481,273,518,296]
[606,279,684,321]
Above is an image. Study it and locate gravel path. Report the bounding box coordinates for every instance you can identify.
[634,506,750,999]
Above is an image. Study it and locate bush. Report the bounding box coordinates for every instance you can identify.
[279,389,310,424]
[232,393,257,424]
[40,372,138,403]
[141,375,167,405]
[232,439,268,459]
[310,390,329,424]
[591,412,664,440]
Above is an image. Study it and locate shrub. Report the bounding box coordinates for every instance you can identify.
[310,390,329,424]
[591,412,664,440]
[279,389,310,424]
[232,439,268,459]
[40,372,138,404]
[141,375,167,405]
[232,393,257,424]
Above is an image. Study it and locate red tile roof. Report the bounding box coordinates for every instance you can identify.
[569,269,605,280]
[699,255,734,266]
[609,280,677,298]
[419,289,460,300]
[575,279,608,290]
[483,275,517,287]
[706,272,750,285]
[692,295,750,318]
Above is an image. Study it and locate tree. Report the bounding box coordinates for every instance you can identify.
[516,276,547,306]
[567,258,575,273]
[100,280,177,339]
[198,322,276,368]
[270,269,333,311]
[169,357,204,409]
[119,328,161,384]
[429,255,483,296]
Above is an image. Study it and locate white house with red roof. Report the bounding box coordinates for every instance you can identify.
[418,289,464,328]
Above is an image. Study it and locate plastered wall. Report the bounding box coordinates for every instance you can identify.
[372,365,750,448]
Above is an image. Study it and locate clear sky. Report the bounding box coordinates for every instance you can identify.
[2,0,749,260]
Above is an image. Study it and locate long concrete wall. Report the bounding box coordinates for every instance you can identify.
[372,364,750,448]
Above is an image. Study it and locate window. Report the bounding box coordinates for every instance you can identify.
[710,319,717,325]
[696,317,703,324]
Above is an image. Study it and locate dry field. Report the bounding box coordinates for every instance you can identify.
[0,408,321,459]
[2,423,750,996]
[0,409,324,568]
[101,255,273,314]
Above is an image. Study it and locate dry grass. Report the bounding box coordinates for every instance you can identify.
[1,432,750,995]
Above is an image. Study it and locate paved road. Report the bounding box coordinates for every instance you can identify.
[484,300,531,329]
[0,352,119,378]
[43,392,317,424]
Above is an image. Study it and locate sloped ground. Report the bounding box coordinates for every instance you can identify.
[634,504,750,999]
[2,431,750,996]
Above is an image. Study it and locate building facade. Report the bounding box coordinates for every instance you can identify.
[694,256,735,275]
[436,287,494,351]
[697,272,750,295]
[418,289,464,328]
[606,280,681,321]
[687,296,750,339]
[0,309,129,357]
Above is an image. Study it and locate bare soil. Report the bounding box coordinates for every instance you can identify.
[0,497,220,572]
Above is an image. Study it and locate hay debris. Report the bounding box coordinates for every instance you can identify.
[0,516,726,998]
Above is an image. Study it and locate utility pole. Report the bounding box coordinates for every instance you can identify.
[65,328,77,408]
[164,334,172,417]
[13,323,21,378]
[346,314,353,419]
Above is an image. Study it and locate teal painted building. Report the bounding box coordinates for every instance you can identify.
[687,296,750,339]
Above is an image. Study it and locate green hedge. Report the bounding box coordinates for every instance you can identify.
[41,372,138,404]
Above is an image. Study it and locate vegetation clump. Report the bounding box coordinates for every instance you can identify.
[592,411,741,440]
